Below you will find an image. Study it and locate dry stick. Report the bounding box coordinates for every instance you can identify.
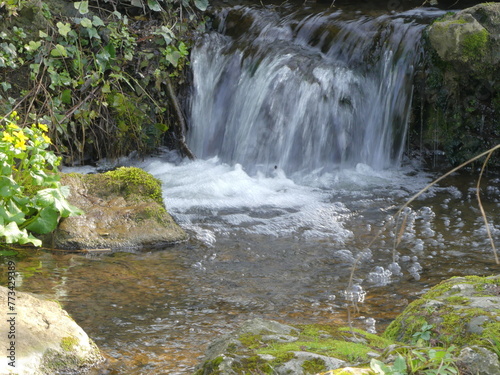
[165,76,195,160]
[476,150,498,264]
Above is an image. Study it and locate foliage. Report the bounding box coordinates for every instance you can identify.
[0,0,207,164]
[0,112,82,246]
[370,346,458,375]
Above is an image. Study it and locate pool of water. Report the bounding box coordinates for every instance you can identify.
[2,158,499,374]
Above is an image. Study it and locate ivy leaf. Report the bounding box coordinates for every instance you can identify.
[50,44,68,58]
[147,0,162,11]
[56,22,72,37]
[24,40,41,52]
[80,17,93,28]
[74,1,89,14]
[194,0,208,11]
[92,15,105,27]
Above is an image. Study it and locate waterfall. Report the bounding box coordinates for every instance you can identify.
[189,6,435,176]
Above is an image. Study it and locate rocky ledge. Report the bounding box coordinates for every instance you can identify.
[48,167,187,250]
[194,275,500,375]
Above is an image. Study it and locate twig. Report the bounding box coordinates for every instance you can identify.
[476,150,498,264]
[165,76,195,160]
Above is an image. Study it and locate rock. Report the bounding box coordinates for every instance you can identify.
[427,3,500,70]
[383,275,500,347]
[0,286,103,374]
[457,346,500,375]
[194,318,394,375]
[49,167,187,250]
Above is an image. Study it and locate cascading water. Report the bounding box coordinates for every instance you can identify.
[189,5,431,175]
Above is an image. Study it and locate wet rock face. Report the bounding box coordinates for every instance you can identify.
[412,3,500,168]
[49,167,187,250]
[0,286,103,374]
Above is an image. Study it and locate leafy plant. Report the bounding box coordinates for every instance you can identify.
[412,323,433,346]
[371,355,407,375]
[0,111,82,246]
[370,345,459,375]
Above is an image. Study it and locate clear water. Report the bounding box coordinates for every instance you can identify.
[1,3,499,375]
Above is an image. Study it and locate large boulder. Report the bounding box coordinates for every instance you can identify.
[0,286,103,374]
[49,167,187,250]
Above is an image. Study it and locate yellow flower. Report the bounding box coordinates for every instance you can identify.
[2,132,15,143]
[7,123,19,130]
[14,139,26,150]
[42,133,51,144]
[13,130,28,150]
[37,123,48,132]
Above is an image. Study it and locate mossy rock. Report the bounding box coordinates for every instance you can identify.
[48,167,187,250]
[383,275,500,348]
[194,318,395,375]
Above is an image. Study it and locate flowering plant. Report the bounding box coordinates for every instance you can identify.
[0,112,82,246]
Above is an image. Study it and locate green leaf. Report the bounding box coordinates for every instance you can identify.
[26,207,59,234]
[393,355,407,373]
[0,221,42,246]
[80,17,93,28]
[74,1,89,14]
[56,22,72,37]
[35,187,84,217]
[92,15,105,27]
[1,82,11,92]
[50,44,68,58]
[24,40,41,52]
[39,30,49,38]
[130,0,144,7]
[194,0,208,11]
[61,89,72,105]
[147,0,162,11]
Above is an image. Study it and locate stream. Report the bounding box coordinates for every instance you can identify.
[1,1,500,374]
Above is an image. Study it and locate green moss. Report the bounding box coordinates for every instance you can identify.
[461,28,489,61]
[84,167,164,206]
[194,356,224,375]
[258,339,373,363]
[60,336,78,352]
[445,296,470,305]
[239,332,265,349]
[302,358,327,374]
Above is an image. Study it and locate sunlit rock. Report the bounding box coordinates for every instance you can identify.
[383,275,500,349]
[49,167,187,250]
[0,286,103,374]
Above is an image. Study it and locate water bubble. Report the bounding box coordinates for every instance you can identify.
[367,266,392,286]
[408,261,422,280]
[344,284,366,303]
[388,262,403,276]
[333,249,355,263]
[365,317,377,334]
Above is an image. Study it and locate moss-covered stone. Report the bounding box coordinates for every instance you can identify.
[383,275,500,349]
[49,169,187,250]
